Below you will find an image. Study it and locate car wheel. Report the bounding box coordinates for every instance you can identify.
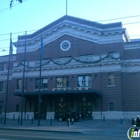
[58,117,63,122]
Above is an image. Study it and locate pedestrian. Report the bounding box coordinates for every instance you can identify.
[136,115,140,127]
[132,117,136,125]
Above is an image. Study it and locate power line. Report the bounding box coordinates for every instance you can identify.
[0,29,36,36]
[0,32,140,51]
[123,21,140,25]
[0,0,27,13]
[0,26,140,42]
[98,14,140,22]
[0,20,139,38]
[0,16,140,38]
[0,38,17,42]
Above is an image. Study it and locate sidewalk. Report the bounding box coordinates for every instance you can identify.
[0,119,131,136]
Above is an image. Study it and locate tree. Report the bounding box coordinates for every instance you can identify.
[10,0,22,9]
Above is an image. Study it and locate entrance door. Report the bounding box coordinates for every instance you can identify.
[34,102,47,120]
[78,101,92,119]
[55,102,68,118]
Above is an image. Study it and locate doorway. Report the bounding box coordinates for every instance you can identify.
[55,102,68,118]
[78,101,92,119]
[34,102,47,120]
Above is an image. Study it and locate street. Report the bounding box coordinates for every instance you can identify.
[0,130,128,140]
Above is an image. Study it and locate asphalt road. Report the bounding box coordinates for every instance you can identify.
[0,130,129,140]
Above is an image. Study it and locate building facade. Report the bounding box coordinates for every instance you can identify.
[0,15,140,120]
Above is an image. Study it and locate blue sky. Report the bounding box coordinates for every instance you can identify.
[0,0,140,56]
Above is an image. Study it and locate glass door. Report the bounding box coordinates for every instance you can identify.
[34,102,47,120]
[78,101,92,119]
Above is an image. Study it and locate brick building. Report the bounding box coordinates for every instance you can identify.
[0,15,140,120]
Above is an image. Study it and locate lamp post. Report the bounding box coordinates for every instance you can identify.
[20,31,27,125]
[4,33,12,124]
[38,31,43,126]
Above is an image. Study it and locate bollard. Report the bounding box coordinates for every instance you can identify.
[67,118,70,127]
[50,117,52,125]
[17,116,20,124]
[103,116,105,122]
[120,117,123,124]
[13,114,15,120]
[31,117,33,124]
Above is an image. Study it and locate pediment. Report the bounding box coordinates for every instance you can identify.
[13,15,125,53]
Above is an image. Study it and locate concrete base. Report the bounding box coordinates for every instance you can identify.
[46,112,55,119]
[92,111,140,120]
[3,111,140,120]
[4,112,34,120]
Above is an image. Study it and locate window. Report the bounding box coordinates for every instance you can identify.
[78,76,92,87]
[0,63,6,71]
[56,77,68,88]
[16,104,19,112]
[0,82,5,92]
[110,103,114,111]
[108,73,115,85]
[17,79,22,90]
[35,78,48,89]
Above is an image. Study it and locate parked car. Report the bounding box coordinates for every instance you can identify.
[57,110,80,122]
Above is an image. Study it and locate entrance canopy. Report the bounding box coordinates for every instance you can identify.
[13,89,102,97]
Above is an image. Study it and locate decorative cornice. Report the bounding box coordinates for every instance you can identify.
[124,43,140,50]
[0,56,16,62]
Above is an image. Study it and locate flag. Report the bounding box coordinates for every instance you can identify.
[9,33,13,59]
[41,33,44,60]
[18,0,23,3]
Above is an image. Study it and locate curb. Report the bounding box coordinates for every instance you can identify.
[0,127,81,134]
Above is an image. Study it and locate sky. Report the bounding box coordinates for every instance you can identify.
[0,0,140,56]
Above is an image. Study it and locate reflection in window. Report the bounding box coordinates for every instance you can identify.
[56,77,68,88]
[78,76,92,87]
[0,63,6,71]
[108,73,115,85]
[0,82,5,92]
[17,79,22,90]
[35,78,48,89]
